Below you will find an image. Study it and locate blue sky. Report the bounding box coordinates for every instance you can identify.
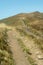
[0,0,43,19]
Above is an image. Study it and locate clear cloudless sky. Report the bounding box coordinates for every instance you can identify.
[0,0,43,19]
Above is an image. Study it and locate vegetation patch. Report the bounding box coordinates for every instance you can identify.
[0,29,15,65]
[17,38,36,65]
[17,38,30,54]
[28,56,36,65]
[34,38,43,52]
[16,28,35,39]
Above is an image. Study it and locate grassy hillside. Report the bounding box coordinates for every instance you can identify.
[0,11,43,65]
[0,11,43,31]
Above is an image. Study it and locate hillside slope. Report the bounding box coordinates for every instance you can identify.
[0,11,43,65]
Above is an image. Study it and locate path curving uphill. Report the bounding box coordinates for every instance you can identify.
[7,29,30,65]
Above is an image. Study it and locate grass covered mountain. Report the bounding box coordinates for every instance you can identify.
[0,11,43,65]
[0,11,43,33]
[0,11,43,31]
